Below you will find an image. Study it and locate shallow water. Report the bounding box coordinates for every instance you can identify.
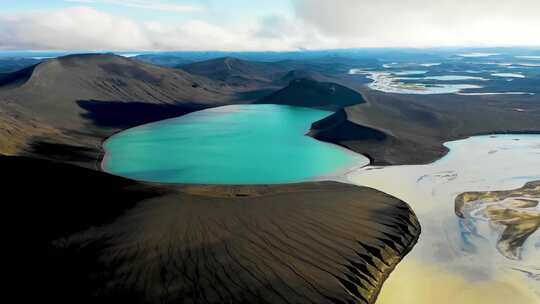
[458,52,500,57]
[392,70,428,75]
[457,92,534,96]
[492,73,526,78]
[349,68,536,95]
[347,135,540,303]
[419,75,488,81]
[358,71,482,94]
[419,63,441,67]
[516,56,540,60]
[103,104,368,184]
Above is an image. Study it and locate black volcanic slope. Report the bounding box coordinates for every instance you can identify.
[0,54,249,163]
[261,78,365,111]
[310,90,540,165]
[279,69,333,84]
[181,57,288,86]
[0,65,35,88]
[0,57,42,73]
[4,155,420,304]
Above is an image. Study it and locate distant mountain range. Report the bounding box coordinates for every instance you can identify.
[181,56,287,86]
[261,78,365,111]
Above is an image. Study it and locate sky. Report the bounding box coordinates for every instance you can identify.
[0,0,539,51]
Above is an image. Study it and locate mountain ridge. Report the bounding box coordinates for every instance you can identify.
[181,56,289,86]
[261,78,365,111]
[0,54,241,162]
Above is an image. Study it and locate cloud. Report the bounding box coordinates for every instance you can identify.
[64,0,205,13]
[0,7,150,50]
[1,1,539,51]
[292,0,540,47]
[0,7,306,51]
[251,14,337,50]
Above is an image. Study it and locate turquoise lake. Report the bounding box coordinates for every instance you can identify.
[103,104,369,184]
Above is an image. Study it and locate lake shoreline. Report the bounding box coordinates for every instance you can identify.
[309,89,540,166]
[101,104,370,185]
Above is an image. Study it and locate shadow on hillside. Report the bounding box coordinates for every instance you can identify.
[235,87,279,101]
[0,65,36,88]
[77,100,207,129]
[28,141,99,163]
[3,155,160,241]
[3,156,163,303]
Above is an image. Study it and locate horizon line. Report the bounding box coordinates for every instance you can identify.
[2,46,540,54]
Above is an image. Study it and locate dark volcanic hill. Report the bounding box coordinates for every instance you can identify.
[0,65,35,88]
[0,54,245,163]
[261,78,365,111]
[310,90,540,165]
[2,53,232,112]
[181,56,288,86]
[0,57,42,73]
[279,69,333,84]
[4,155,419,304]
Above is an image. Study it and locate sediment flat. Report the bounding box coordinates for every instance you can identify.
[347,135,540,304]
[456,180,540,260]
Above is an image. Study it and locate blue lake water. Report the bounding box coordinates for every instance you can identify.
[103,104,368,184]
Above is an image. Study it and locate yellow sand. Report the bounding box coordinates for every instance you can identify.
[377,259,538,304]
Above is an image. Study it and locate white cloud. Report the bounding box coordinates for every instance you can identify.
[1,1,539,51]
[0,7,306,51]
[0,7,150,50]
[292,0,540,47]
[65,0,205,13]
